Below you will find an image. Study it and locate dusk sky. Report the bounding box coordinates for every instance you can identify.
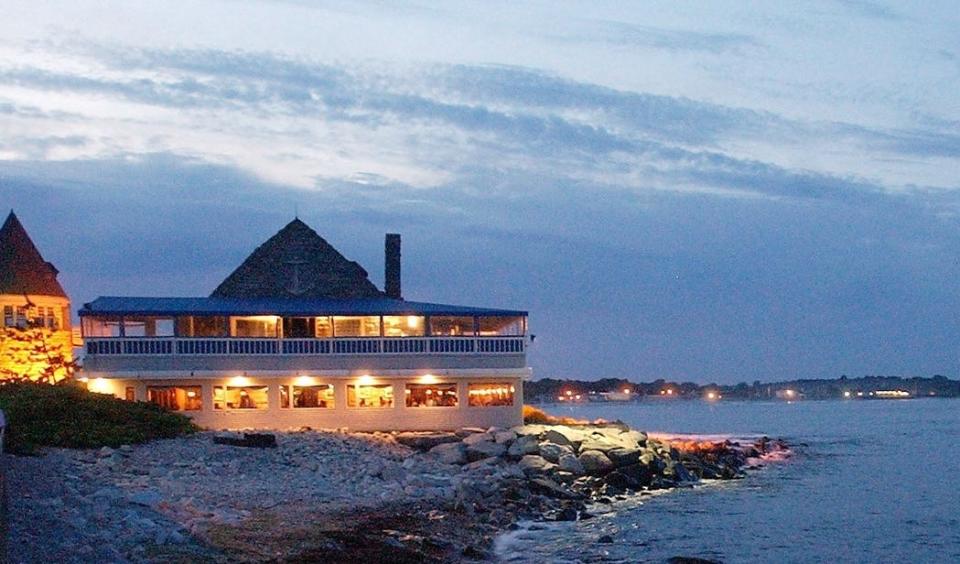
[2,1,959,383]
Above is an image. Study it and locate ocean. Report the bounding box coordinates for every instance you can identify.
[495,398,960,563]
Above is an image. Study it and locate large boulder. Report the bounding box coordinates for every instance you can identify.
[544,427,589,449]
[578,434,629,453]
[606,447,641,467]
[466,440,507,462]
[395,432,461,451]
[428,442,467,465]
[508,435,541,457]
[539,442,575,463]
[527,477,584,500]
[511,424,547,437]
[518,455,556,475]
[494,430,517,444]
[617,430,648,447]
[578,450,615,476]
[463,432,495,446]
[557,453,585,475]
[618,462,655,487]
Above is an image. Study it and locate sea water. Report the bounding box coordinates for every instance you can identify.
[496,398,960,563]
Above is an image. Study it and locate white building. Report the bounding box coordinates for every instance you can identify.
[80,219,529,431]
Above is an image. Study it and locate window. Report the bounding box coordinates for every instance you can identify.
[214,386,269,409]
[283,317,315,338]
[122,316,174,337]
[82,316,122,337]
[147,386,202,411]
[178,316,228,337]
[315,316,333,338]
[406,383,458,407]
[477,316,525,336]
[429,316,474,336]
[3,306,12,327]
[383,316,425,337]
[292,384,335,408]
[333,316,380,337]
[125,387,135,401]
[348,384,393,408]
[232,316,279,338]
[468,383,516,407]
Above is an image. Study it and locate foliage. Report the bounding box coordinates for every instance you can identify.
[0,381,198,455]
[522,404,591,426]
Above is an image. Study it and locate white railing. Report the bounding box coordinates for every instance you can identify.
[85,336,525,357]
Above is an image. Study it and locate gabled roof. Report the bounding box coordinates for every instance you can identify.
[211,218,384,299]
[0,211,68,298]
[80,296,527,317]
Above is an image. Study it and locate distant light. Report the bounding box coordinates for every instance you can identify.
[574,394,581,400]
[706,391,717,400]
[843,391,851,398]
[622,388,630,394]
[565,390,573,396]
[667,389,674,395]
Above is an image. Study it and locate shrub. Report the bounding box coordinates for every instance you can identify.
[0,381,198,455]
[523,404,592,426]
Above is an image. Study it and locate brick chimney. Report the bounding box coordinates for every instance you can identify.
[385,233,401,299]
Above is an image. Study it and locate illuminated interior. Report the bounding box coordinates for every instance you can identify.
[382,316,425,337]
[348,383,394,408]
[214,385,269,409]
[147,385,202,411]
[467,382,515,406]
[289,384,335,408]
[405,383,458,407]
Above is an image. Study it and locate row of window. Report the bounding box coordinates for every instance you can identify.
[3,305,62,330]
[142,382,516,411]
[83,314,525,338]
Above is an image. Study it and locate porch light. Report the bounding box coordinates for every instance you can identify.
[357,374,374,385]
[296,375,315,386]
[230,376,251,386]
[419,374,438,384]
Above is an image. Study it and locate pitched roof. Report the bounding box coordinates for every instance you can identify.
[81,296,526,317]
[211,218,384,299]
[0,211,68,298]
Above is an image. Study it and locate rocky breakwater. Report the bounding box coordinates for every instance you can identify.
[400,423,788,524]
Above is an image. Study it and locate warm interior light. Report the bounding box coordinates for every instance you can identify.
[296,375,315,386]
[230,376,251,386]
[88,378,112,394]
[406,316,420,329]
[357,374,374,385]
[419,374,438,384]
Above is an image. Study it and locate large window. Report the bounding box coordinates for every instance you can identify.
[315,316,333,338]
[283,317,315,338]
[284,384,335,408]
[429,316,474,336]
[214,386,269,409]
[232,316,279,338]
[123,316,174,337]
[477,316,525,336]
[467,383,515,407]
[348,384,394,408]
[383,316,425,337]
[82,316,122,337]
[147,386,202,411]
[177,316,229,337]
[406,383,458,407]
[333,316,380,337]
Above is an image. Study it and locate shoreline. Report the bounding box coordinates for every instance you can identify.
[5,424,789,563]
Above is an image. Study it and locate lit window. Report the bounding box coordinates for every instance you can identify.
[348,384,393,408]
[3,306,12,327]
[477,316,525,336]
[383,316,425,337]
[214,386,269,409]
[125,386,135,401]
[293,384,335,408]
[468,383,516,407]
[315,316,333,338]
[406,383,458,407]
[429,316,474,336]
[333,316,380,337]
[232,316,279,338]
[147,386,202,411]
[280,385,290,408]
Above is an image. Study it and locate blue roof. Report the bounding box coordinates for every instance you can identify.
[80,296,527,317]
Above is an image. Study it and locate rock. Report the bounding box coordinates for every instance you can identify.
[667,557,721,564]
[578,435,628,453]
[494,430,517,444]
[97,446,114,458]
[429,442,468,465]
[542,429,572,447]
[545,427,589,449]
[528,477,584,500]
[129,490,162,508]
[466,440,507,462]
[511,424,547,437]
[556,505,579,521]
[463,432,494,446]
[507,435,541,457]
[605,470,644,490]
[518,455,555,475]
[557,453,585,475]
[539,442,575,463]
[380,463,407,482]
[618,463,655,487]
[618,430,647,446]
[606,448,641,467]
[456,427,487,438]
[395,432,461,451]
[578,450,615,476]
[598,534,614,544]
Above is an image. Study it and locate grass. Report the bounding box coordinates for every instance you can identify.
[0,381,198,455]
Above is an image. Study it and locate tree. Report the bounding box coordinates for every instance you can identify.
[0,322,76,383]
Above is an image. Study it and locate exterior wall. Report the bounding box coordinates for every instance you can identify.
[0,294,73,381]
[87,373,526,432]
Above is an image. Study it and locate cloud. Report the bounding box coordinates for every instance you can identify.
[550,20,761,54]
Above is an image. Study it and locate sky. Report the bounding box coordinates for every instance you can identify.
[1,1,959,383]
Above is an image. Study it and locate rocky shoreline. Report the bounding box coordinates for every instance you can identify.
[5,423,788,563]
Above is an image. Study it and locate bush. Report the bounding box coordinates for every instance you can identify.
[0,381,198,455]
[523,404,592,426]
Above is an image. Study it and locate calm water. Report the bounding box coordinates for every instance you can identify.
[496,398,960,563]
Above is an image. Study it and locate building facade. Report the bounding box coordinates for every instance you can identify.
[80,219,529,431]
[0,211,73,381]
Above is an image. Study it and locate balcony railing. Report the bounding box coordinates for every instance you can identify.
[84,336,526,357]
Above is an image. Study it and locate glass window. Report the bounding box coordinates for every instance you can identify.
[124,316,173,337]
[3,306,13,327]
[429,316,475,336]
[293,384,335,408]
[383,316,425,337]
[405,383,458,407]
[468,383,516,407]
[214,386,269,409]
[280,385,290,408]
[348,384,393,408]
[82,316,122,337]
[477,316,525,336]
[181,316,228,337]
[232,316,278,337]
[147,386,202,411]
[125,387,135,401]
[283,317,315,338]
[333,316,380,337]
[315,316,333,338]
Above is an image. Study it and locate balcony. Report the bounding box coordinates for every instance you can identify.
[82,335,527,374]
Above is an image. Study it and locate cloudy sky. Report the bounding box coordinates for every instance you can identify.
[2,1,959,383]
